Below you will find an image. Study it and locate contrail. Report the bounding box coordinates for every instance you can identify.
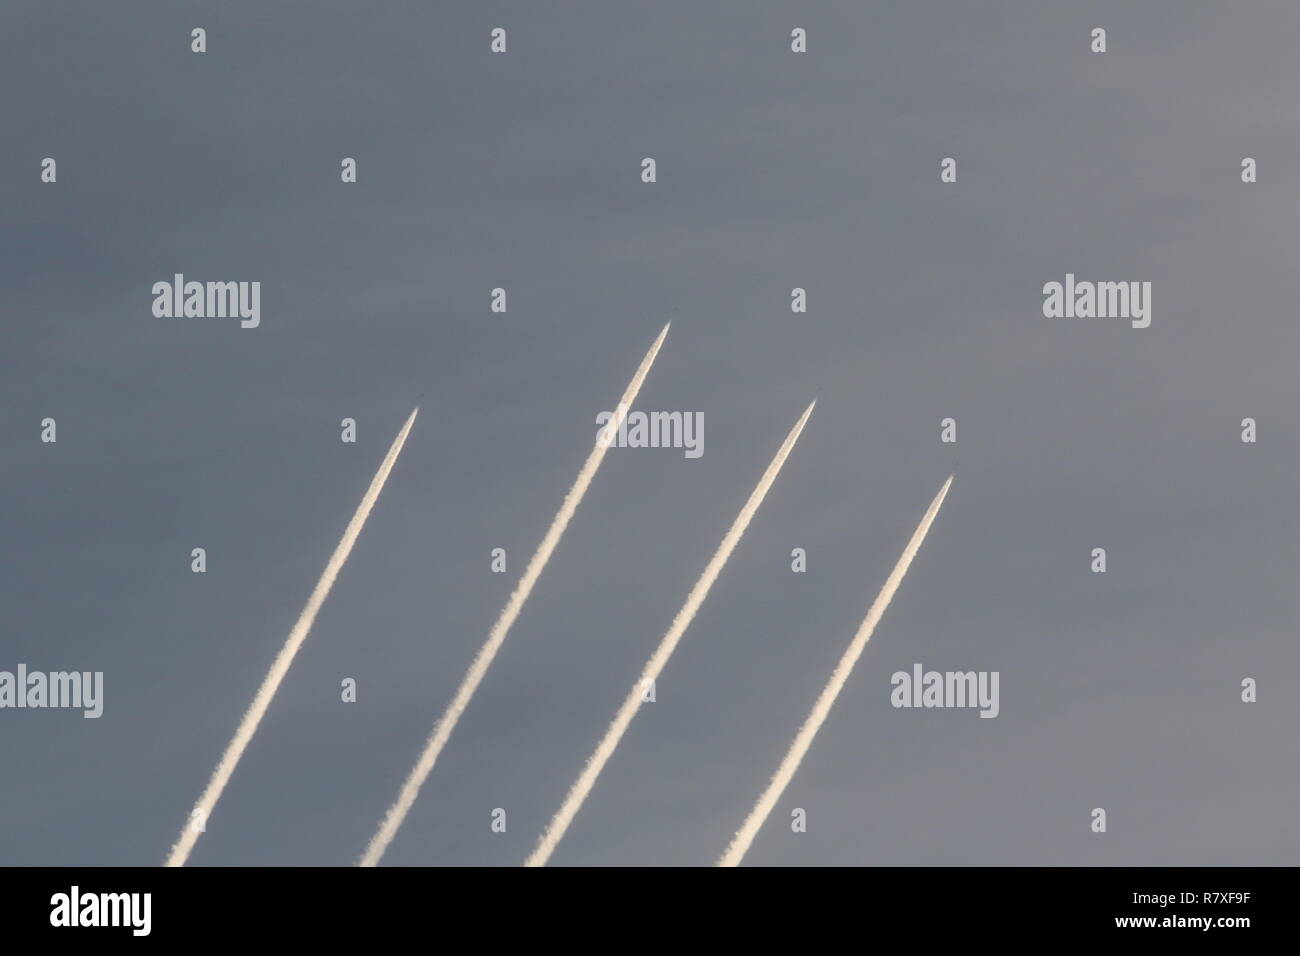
[715,475,952,867]
[358,324,670,867]
[524,400,816,867]
[164,407,420,867]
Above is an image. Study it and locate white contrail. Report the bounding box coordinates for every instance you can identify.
[524,400,816,867]
[164,407,420,867]
[358,324,670,867]
[715,475,952,867]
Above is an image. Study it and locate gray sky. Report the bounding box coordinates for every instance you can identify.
[2,1,1297,866]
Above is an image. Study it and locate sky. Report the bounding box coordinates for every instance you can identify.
[1,1,1297,866]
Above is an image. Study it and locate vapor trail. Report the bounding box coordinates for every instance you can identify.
[524,400,816,867]
[164,407,420,867]
[716,475,952,867]
[358,324,670,867]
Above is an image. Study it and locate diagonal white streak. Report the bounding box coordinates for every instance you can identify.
[165,407,420,867]
[358,324,670,867]
[716,475,953,867]
[524,400,817,867]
